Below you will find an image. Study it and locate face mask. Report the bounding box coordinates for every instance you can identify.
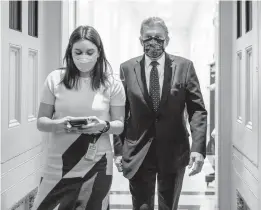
[73,55,98,72]
[143,37,165,59]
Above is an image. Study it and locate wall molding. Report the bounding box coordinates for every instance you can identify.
[232,144,259,171]
[1,146,43,177]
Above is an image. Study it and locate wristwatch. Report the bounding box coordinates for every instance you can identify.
[100,121,110,133]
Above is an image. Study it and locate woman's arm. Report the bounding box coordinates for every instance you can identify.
[37,102,70,133]
[107,105,125,135]
[37,102,55,132]
[106,76,126,135]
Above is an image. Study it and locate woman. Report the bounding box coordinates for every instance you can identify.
[32,26,125,210]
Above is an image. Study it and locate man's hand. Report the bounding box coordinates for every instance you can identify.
[188,152,204,176]
[114,156,123,172]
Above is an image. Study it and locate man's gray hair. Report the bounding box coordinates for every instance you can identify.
[140,17,169,40]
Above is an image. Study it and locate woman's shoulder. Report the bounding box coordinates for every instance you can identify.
[104,73,124,95]
[107,73,122,86]
[46,68,66,84]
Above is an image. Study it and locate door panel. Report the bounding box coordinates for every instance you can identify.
[231,1,259,209]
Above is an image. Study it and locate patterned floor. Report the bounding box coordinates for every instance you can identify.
[109,156,217,210]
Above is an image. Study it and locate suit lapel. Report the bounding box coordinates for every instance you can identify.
[159,53,176,112]
[133,53,177,113]
[134,56,153,111]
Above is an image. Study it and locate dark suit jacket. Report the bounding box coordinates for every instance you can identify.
[113,53,207,179]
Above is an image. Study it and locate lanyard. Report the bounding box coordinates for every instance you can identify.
[90,133,101,144]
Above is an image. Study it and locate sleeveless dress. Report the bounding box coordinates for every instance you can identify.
[32,70,125,210]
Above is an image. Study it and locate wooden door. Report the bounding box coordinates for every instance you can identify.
[231,1,259,209]
[1,1,44,209]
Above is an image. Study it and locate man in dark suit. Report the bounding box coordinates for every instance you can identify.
[113,17,207,210]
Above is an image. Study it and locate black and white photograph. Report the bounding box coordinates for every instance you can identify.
[0,0,260,210]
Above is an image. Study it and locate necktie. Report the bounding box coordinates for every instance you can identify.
[149,61,160,112]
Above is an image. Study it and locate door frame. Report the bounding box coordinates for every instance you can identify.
[0,0,2,197]
[60,0,77,65]
[258,2,261,209]
[216,1,233,210]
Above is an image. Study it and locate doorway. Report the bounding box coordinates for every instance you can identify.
[77,0,218,209]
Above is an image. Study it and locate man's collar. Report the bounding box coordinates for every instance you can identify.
[145,53,165,68]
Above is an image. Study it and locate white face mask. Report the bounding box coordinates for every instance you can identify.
[73,55,98,72]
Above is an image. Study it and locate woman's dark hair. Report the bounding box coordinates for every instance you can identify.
[61,25,112,90]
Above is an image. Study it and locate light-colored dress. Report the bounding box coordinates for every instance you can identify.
[32,69,125,210]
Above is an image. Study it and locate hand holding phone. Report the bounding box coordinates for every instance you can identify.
[71,116,107,135]
[69,119,88,128]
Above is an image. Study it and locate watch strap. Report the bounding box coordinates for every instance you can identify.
[100,121,110,133]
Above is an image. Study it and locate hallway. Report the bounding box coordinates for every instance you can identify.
[109,158,216,210]
[1,1,261,210]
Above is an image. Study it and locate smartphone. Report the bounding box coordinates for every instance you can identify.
[69,119,88,127]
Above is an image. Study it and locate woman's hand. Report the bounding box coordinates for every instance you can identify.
[76,116,106,134]
[52,116,74,133]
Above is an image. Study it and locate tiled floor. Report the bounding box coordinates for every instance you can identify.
[109,156,217,210]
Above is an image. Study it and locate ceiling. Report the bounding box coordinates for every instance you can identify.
[96,0,200,29]
[90,0,200,30]
[129,0,200,29]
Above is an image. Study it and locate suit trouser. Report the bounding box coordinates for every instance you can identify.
[129,140,186,210]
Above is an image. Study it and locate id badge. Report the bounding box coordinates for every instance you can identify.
[85,143,97,160]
